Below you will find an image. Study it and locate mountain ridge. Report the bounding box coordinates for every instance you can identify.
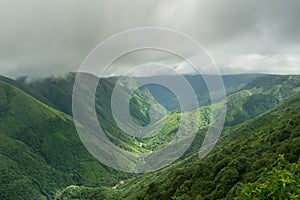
[0,73,299,199]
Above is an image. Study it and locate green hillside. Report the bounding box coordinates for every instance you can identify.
[0,74,198,199]
[52,76,300,200]
[225,75,300,126]
[19,73,162,152]
[19,73,208,153]
[18,73,262,114]
[121,94,300,199]
[58,89,300,200]
[18,74,297,148]
[0,80,128,199]
[0,74,299,199]
[137,74,262,111]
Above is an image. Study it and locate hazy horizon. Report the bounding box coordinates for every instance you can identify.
[2,71,300,83]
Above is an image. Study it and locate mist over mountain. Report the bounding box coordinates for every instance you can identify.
[1,1,300,199]
[0,73,299,199]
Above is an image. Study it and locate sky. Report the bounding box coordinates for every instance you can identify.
[0,0,300,79]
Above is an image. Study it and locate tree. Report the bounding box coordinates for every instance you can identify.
[236,155,300,200]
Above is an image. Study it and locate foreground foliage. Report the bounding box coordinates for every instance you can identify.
[237,155,300,200]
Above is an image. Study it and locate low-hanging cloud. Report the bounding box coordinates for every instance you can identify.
[0,0,299,79]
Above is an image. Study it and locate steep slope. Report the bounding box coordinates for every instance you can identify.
[28,73,299,130]
[0,74,192,198]
[0,75,54,108]
[56,89,300,200]
[20,73,162,152]
[19,73,204,153]
[5,73,299,199]
[141,75,300,157]
[19,74,298,153]
[116,93,300,200]
[138,74,262,111]
[0,80,128,199]
[18,73,262,114]
[225,75,300,126]
[22,73,76,115]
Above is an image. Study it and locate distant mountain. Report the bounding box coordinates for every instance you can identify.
[13,73,300,156]
[59,84,300,200]
[14,73,262,114]
[225,75,300,126]
[138,74,263,111]
[0,73,299,199]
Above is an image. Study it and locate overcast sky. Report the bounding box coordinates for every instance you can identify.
[0,0,300,79]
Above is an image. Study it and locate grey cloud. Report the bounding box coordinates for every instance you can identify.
[0,0,299,79]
